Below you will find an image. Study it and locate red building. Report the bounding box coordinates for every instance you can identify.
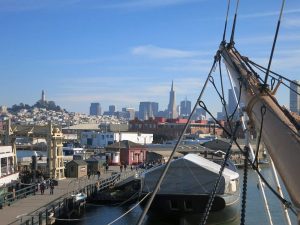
[105,140,147,165]
[129,117,224,141]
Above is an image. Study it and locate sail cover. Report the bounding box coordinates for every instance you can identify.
[141,154,239,195]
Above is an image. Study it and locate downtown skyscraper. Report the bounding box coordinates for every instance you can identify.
[168,81,178,119]
[89,103,101,116]
[180,98,191,117]
[139,102,159,120]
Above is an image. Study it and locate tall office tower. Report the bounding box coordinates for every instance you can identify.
[109,105,116,114]
[90,103,101,116]
[139,102,159,120]
[125,107,135,120]
[290,80,300,114]
[227,87,239,119]
[168,81,178,119]
[180,98,191,117]
[151,102,159,117]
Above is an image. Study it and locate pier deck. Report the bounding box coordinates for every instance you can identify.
[0,167,138,225]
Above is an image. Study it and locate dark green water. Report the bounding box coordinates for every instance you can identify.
[56,167,297,225]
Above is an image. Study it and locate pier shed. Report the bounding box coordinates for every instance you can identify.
[65,160,87,178]
[85,157,104,174]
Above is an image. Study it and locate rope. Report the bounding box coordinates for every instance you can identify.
[246,58,300,95]
[263,0,286,86]
[240,146,249,225]
[222,0,231,42]
[199,121,240,225]
[136,56,219,225]
[253,105,266,168]
[107,192,151,225]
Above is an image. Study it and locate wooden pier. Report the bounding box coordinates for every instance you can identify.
[0,167,139,225]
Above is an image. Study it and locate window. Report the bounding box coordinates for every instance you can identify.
[184,200,193,211]
[169,200,179,210]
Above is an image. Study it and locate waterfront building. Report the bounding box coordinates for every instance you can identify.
[180,98,191,117]
[167,81,178,119]
[290,80,300,114]
[129,117,223,141]
[65,160,87,178]
[106,140,147,165]
[80,131,153,148]
[139,102,159,120]
[90,103,101,116]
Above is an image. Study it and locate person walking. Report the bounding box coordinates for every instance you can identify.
[50,181,54,195]
[105,164,109,173]
[40,182,45,195]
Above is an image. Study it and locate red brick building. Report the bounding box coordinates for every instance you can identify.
[129,117,224,141]
[105,140,147,165]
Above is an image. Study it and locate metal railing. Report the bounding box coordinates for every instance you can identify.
[0,184,36,208]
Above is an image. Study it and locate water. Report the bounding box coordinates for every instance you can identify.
[56,167,297,225]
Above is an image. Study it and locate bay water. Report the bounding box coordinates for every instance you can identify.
[56,167,297,225]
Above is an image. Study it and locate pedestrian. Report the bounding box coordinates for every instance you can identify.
[124,163,127,171]
[40,182,45,195]
[50,181,54,195]
[97,170,101,179]
[130,165,133,171]
[105,164,109,173]
[120,164,123,172]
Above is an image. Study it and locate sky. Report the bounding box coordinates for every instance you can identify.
[0,0,299,115]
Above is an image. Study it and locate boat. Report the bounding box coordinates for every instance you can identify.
[139,154,239,224]
[0,146,19,187]
[71,192,87,203]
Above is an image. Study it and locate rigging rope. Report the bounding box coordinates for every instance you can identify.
[136,56,219,225]
[199,101,240,225]
[222,0,231,42]
[263,0,286,87]
[240,146,249,225]
[199,95,298,216]
[253,105,266,168]
[229,0,240,45]
[246,58,300,95]
[107,192,152,225]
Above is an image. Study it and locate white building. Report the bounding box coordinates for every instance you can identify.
[81,131,153,148]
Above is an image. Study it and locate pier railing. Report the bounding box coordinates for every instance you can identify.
[0,184,36,209]
[7,171,140,225]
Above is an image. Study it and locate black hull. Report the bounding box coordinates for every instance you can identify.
[139,193,240,225]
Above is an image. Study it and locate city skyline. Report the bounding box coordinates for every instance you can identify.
[0,0,299,114]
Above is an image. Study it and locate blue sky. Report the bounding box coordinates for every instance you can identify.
[0,0,299,114]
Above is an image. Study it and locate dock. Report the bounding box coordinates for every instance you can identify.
[0,167,139,225]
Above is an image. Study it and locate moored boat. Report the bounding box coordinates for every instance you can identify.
[139,154,239,224]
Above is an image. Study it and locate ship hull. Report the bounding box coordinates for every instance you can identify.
[140,193,240,225]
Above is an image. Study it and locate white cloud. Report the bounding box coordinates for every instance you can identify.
[240,8,300,19]
[131,45,209,59]
[282,17,300,28]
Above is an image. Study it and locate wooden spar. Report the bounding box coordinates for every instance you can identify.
[220,45,300,217]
